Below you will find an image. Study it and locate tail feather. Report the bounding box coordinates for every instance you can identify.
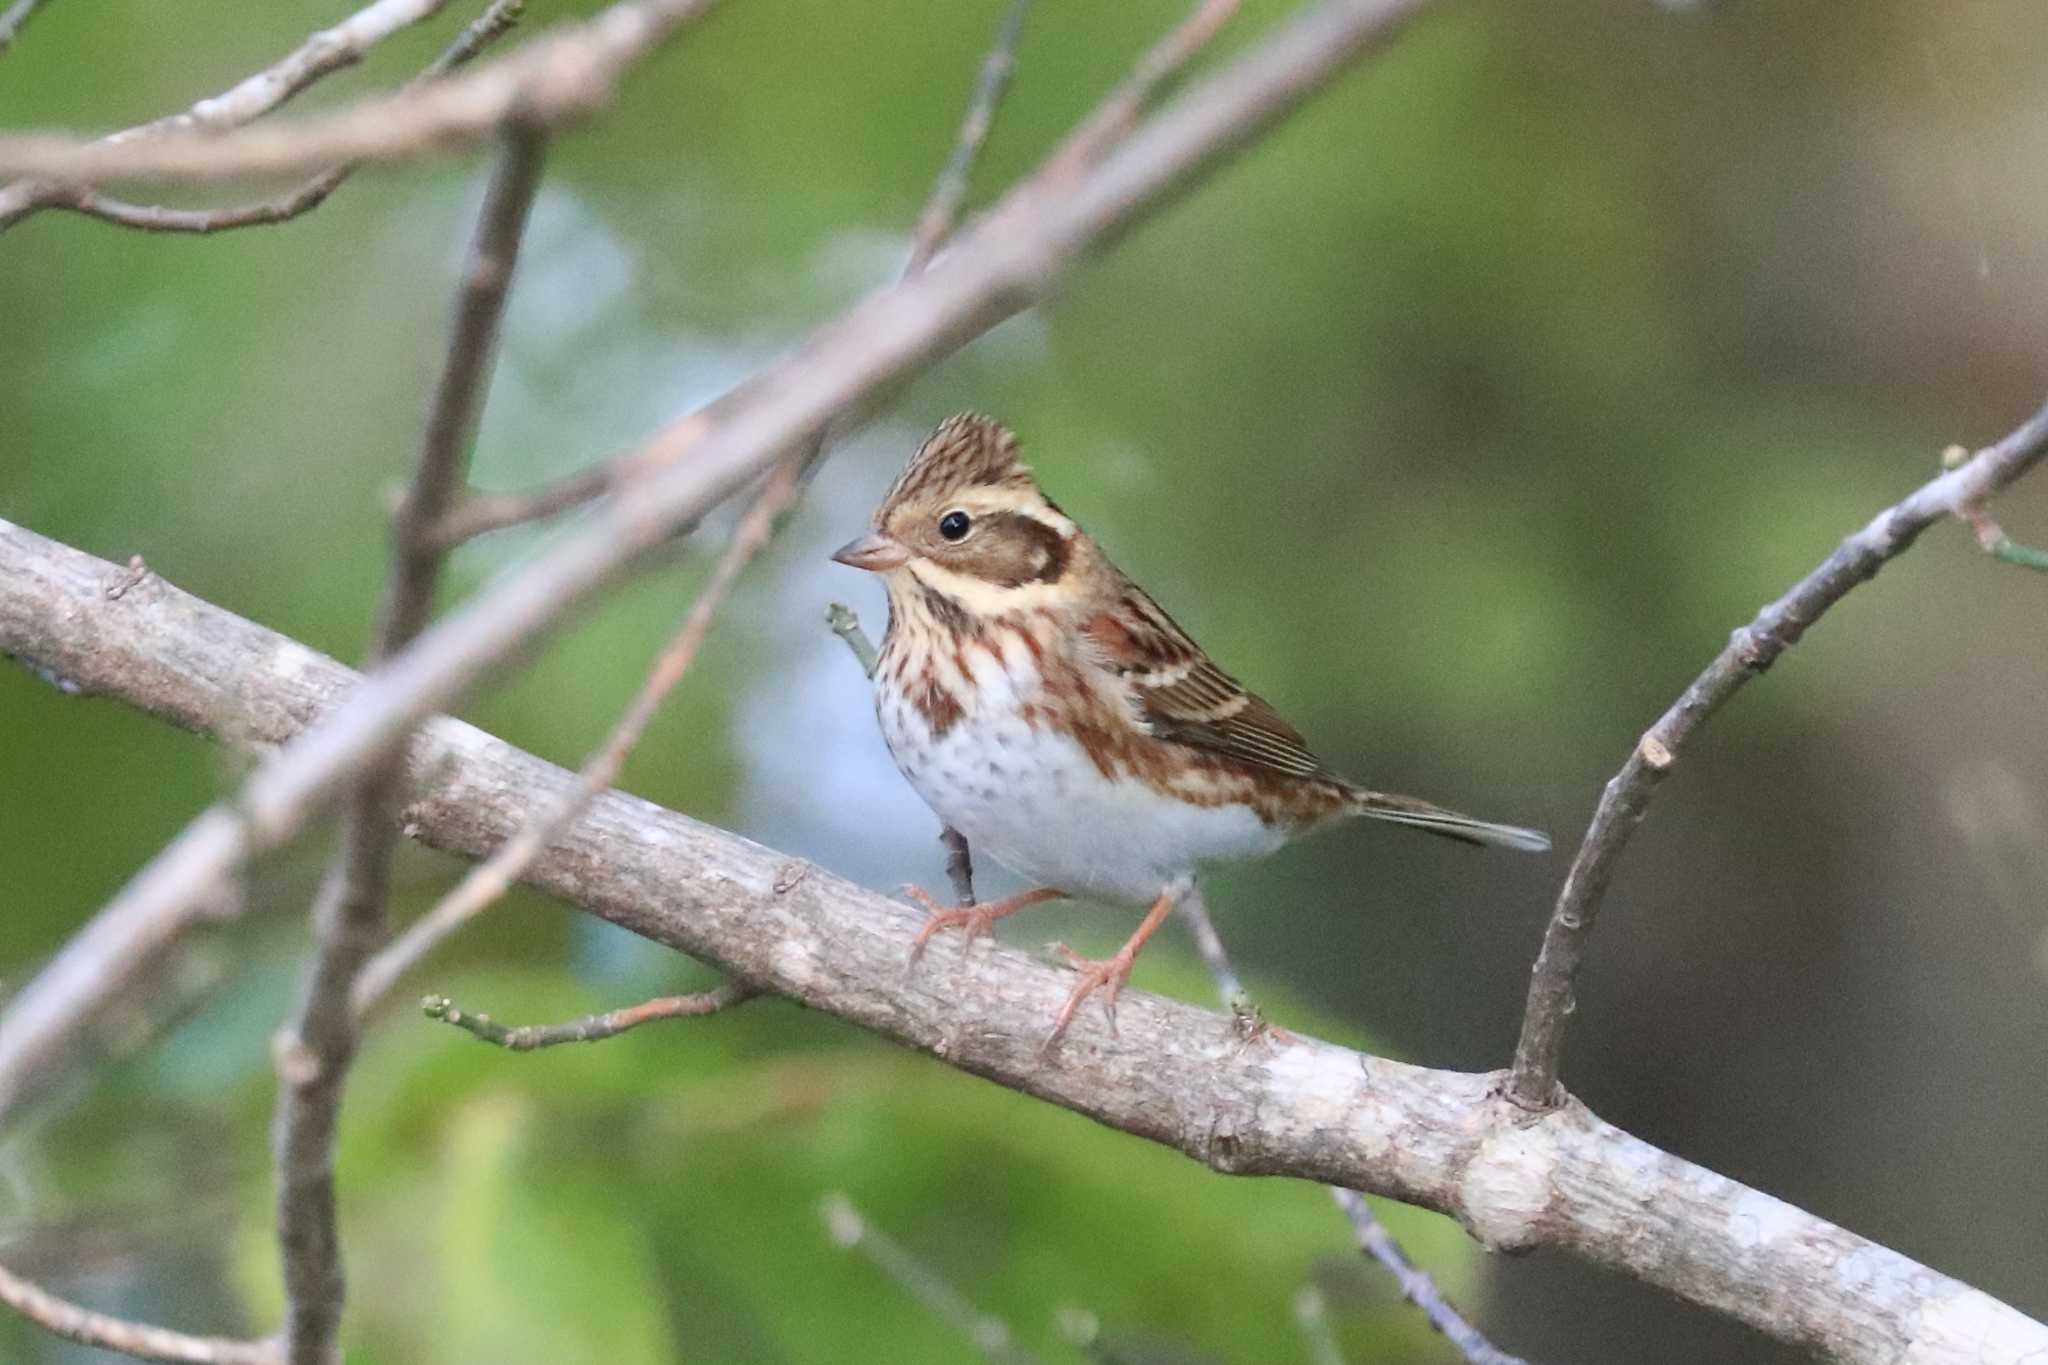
[1349,789,1551,854]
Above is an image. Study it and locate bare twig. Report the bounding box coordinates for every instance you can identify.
[825,601,881,675]
[1178,889,1523,1365]
[905,0,1035,274]
[351,461,799,1012]
[0,1261,280,1365]
[1293,1286,1346,1365]
[1508,406,2048,1109]
[270,124,545,1365]
[1328,1189,1528,1365]
[1943,444,2048,571]
[0,0,717,188]
[0,0,459,229]
[0,0,48,57]
[3,522,2040,1363]
[1034,0,1241,187]
[363,0,1028,993]
[0,0,1442,1150]
[821,1194,1039,1364]
[421,982,754,1048]
[33,0,528,236]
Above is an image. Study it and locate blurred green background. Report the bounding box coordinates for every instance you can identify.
[5,0,2048,1360]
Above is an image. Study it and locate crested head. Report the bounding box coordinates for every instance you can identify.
[879,413,1037,513]
[832,414,1089,609]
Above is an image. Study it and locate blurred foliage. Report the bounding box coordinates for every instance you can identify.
[4,0,2048,1361]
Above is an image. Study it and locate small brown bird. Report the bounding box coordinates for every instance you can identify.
[833,415,1547,1045]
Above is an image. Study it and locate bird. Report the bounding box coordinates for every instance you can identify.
[831,414,1548,1047]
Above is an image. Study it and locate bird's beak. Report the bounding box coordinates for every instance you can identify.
[831,531,911,573]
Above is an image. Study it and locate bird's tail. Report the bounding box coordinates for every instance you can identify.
[1348,789,1551,853]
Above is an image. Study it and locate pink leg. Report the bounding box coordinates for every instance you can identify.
[1044,886,1177,1048]
[904,885,1065,964]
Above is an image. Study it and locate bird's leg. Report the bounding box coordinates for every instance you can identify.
[905,884,1064,964]
[1046,883,1180,1048]
[938,825,976,906]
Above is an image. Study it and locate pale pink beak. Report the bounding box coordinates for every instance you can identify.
[831,531,911,573]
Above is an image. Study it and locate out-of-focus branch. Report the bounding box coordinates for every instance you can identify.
[1507,404,2048,1109]
[0,0,1439,1172]
[360,0,1029,998]
[820,1194,1039,1365]
[0,0,48,58]
[1,521,2040,1364]
[1034,0,1240,186]
[269,124,545,1365]
[351,461,798,1013]
[1177,888,1524,1365]
[421,982,755,1048]
[0,0,459,229]
[904,0,1035,275]
[26,0,527,236]
[0,0,716,188]
[0,1261,279,1365]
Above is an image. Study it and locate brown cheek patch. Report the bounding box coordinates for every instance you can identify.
[945,514,1071,588]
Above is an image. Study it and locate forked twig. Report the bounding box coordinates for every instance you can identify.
[1508,405,2048,1108]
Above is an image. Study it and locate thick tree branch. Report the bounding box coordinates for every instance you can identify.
[1507,400,2048,1108]
[0,1260,279,1365]
[0,520,2041,1363]
[0,0,1442,1127]
[269,123,544,1365]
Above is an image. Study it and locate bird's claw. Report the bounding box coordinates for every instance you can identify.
[1041,944,1135,1053]
[904,884,995,967]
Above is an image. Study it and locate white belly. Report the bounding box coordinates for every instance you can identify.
[877,635,1287,904]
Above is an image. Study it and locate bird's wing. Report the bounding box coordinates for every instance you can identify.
[1081,583,1328,780]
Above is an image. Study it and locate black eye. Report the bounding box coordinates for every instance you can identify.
[938,510,972,541]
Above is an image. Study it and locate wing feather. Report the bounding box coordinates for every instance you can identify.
[1083,584,1328,780]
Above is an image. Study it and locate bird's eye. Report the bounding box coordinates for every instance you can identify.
[938,510,972,541]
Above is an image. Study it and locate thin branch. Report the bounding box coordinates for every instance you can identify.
[351,461,799,1013]
[1327,1189,1528,1365]
[1507,406,2048,1109]
[270,124,545,1365]
[421,982,755,1048]
[0,0,718,188]
[0,1261,280,1365]
[0,0,1441,1152]
[0,0,458,229]
[32,0,528,236]
[905,0,1035,275]
[820,1194,1040,1364]
[1943,444,2048,571]
[0,0,48,58]
[1033,0,1241,187]
[1178,889,1524,1365]
[1293,1286,1346,1365]
[2,524,2040,1363]
[434,0,1234,547]
[359,0,1021,994]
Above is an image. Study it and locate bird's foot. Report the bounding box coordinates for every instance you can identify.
[904,885,1063,967]
[1044,943,1139,1049]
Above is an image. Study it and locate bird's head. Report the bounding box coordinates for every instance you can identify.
[832,414,1079,611]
